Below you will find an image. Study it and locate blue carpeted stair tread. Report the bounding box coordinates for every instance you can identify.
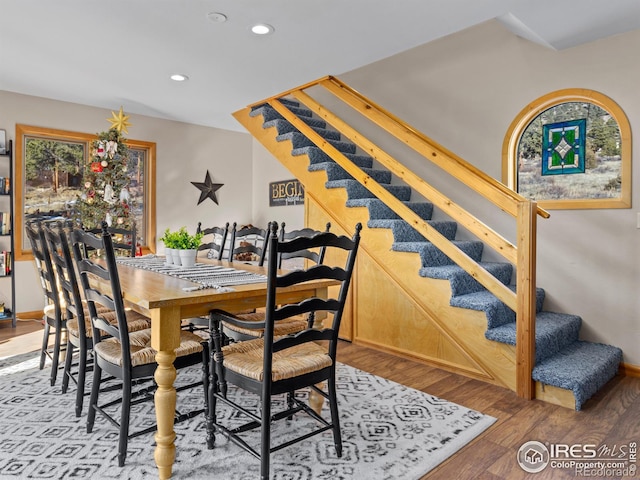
[485,311,582,364]
[293,146,374,169]
[420,262,513,296]
[390,219,457,242]
[366,198,434,221]
[264,118,341,140]
[532,341,622,410]
[450,287,545,328]
[277,131,357,154]
[309,162,392,183]
[251,103,327,129]
[408,240,485,267]
[254,94,623,411]
[326,179,412,201]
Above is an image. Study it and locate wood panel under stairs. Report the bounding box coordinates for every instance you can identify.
[233,97,620,410]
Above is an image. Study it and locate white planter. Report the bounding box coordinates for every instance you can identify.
[165,248,176,265]
[178,249,197,268]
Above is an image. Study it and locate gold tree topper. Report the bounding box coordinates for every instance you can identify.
[107,106,132,134]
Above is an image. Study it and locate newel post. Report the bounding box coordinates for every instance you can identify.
[516,200,537,399]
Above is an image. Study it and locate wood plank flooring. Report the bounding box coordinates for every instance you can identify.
[2,320,638,479]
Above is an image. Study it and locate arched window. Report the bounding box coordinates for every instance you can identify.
[502,89,631,209]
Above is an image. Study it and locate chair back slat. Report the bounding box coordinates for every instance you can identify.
[276,265,348,288]
[274,297,341,321]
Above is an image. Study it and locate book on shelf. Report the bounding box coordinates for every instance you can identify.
[0,212,10,235]
[0,177,9,195]
[0,251,10,276]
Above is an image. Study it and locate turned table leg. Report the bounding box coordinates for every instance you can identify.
[151,306,181,479]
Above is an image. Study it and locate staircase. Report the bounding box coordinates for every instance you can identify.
[234,79,622,411]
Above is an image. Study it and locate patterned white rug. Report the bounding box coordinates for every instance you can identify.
[0,352,495,479]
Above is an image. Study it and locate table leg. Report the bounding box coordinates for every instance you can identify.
[151,306,182,480]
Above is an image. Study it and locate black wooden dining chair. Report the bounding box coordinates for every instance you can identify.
[277,221,331,269]
[204,222,361,480]
[197,221,229,260]
[72,223,208,466]
[44,221,151,417]
[228,222,270,266]
[25,220,66,386]
[183,221,230,332]
[86,223,137,257]
[223,222,332,342]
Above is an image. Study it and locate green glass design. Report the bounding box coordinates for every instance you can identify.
[542,119,586,176]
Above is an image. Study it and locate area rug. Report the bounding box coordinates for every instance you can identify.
[0,352,495,479]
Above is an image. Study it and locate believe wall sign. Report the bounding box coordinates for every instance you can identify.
[269,179,304,207]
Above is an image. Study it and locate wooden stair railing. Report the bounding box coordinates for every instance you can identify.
[245,76,549,400]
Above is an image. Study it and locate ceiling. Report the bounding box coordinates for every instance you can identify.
[2,0,639,132]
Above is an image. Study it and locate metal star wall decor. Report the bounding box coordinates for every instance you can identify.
[191,170,224,205]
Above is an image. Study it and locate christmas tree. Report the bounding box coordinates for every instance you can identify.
[75,108,134,230]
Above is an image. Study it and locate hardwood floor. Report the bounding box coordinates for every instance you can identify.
[2,320,638,479]
[337,342,640,480]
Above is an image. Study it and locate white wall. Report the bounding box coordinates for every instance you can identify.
[251,139,305,231]
[338,20,640,364]
[0,90,253,313]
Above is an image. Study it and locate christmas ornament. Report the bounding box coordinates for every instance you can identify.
[119,186,131,203]
[91,162,103,172]
[103,184,117,204]
[107,106,131,134]
[191,170,224,205]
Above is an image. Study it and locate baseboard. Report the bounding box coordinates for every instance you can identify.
[16,310,43,320]
[619,362,640,377]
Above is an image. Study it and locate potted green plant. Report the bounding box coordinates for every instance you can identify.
[160,228,181,265]
[173,227,204,267]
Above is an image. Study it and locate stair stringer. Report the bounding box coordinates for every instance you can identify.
[236,106,526,392]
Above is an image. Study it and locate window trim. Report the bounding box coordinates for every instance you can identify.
[15,124,156,260]
[502,88,631,210]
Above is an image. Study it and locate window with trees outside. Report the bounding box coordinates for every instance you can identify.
[14,125,156,259]
[502,89,631,209]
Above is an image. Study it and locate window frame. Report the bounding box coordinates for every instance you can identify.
[502,88,631,210]
[15,124,156,260]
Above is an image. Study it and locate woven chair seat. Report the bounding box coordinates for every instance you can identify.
[43,304,62,321]
[67,308,150,339]
[224,312,308,338]
[221,337,332,382]
[95,329,204,367]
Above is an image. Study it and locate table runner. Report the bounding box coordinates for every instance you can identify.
[116,255,267,290]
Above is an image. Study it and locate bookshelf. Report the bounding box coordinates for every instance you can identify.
[0,138,16,327]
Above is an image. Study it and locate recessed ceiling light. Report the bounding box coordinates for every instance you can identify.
[170,74,189,82]
[251,23,274,35]
[207,12,227,23]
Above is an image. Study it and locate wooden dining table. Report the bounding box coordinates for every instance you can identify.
[113,257,336,479]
